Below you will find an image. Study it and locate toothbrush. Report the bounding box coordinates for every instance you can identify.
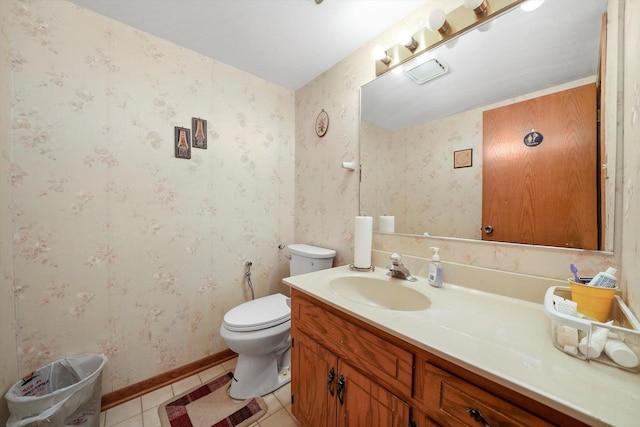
[570,264,580,282]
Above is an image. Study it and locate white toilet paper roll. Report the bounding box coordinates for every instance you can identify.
[354,216,373,268]
[379,216,395,233]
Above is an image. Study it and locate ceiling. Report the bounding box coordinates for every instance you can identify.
[67,0,429,91]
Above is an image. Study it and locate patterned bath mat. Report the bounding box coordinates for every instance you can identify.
[158,371,267,427]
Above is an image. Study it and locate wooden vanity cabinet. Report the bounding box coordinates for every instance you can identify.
[293,330,410,427]
[290,289,587,427]
[291,289,411,427]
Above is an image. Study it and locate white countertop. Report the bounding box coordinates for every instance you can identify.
[283,264,640,427]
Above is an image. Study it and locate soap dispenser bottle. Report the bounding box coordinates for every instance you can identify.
[428,247,443,288]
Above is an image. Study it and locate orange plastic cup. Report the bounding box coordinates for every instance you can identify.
[568,279,617,322]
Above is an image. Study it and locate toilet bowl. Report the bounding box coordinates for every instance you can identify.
[220,244,335,399]
[220,293,292,399]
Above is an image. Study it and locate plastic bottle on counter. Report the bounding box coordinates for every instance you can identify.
[578,323,611,358]
[588,267,617,288]
[428,247,443,288]
[604,340,640,368]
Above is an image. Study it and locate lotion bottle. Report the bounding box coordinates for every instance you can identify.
[428,247,443,288]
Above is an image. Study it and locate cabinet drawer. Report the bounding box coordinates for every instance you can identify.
[418,362,552,427]
[291,290,412,397]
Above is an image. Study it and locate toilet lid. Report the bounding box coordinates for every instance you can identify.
[223,293,291,332]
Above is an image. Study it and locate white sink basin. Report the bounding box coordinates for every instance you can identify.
[328,276,431,311]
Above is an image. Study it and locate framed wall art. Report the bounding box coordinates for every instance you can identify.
[174,126,191,159]
[315,109,329,137]
[192,117,207,149]
[454,148,472,169]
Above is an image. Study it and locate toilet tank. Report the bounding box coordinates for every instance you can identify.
[288,244,336,276]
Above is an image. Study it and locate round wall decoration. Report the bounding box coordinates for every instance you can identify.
[315,109,329,137]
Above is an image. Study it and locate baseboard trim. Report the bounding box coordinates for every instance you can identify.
[100,349,237,411]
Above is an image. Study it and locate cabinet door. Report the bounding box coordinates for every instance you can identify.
[337,361,409,427]
[411,408,440,427]
[291,330,337,427]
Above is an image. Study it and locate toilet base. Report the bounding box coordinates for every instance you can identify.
[229,350,291,399]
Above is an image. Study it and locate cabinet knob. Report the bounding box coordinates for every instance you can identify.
[336,375,346,405]
[327,368,335,396]
[482,225,494,235]
[467,407,492,426]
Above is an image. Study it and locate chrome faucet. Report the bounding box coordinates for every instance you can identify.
[387,253,417,282]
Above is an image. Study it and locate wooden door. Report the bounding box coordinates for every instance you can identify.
[482,84,598,249]
[291,331,337,427]
[337,361,409,427]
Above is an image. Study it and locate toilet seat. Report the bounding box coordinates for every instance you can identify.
[223,293,291,332]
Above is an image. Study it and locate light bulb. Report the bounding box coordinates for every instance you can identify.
[397,30,412,46]
[478,21,493,32]
[372,45,391,64]
[372,45,387,61]
[464,0,488,15]
[426,9,449,34]
[520,0,544,12]
[397,30,418,51]
[464,0,484,8]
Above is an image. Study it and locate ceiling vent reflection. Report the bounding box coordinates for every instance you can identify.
[405,58,448,84]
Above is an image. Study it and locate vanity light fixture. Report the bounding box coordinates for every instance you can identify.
[464,0,489,15]
[372,45,391,65]
[426,8,450,36]
[397,30,418,52]
[373,0,520,77]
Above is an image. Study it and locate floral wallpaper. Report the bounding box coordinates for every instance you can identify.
[1,0,294,404]
[1,0,639,423]
[1,0,19,422]
[294,0,639,313]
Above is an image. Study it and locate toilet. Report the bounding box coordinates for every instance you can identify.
[220,244,336,399]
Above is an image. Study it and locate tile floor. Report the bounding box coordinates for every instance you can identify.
[100,358,299,427]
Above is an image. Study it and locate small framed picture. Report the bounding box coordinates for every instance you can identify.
[454,148,473,169]
[175,126,191,159]
[315,109,329,137]
[192,117,207,149]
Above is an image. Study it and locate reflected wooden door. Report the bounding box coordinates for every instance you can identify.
[481,83,598,250]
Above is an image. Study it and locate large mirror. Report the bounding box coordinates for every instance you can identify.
[360,0,617,251]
